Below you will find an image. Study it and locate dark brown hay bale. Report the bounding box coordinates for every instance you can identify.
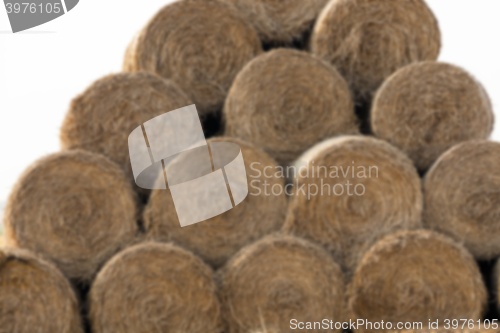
[424,141,500,260]
[372,62,494,171]
[218,234,345,333]
[223,48,358,166]
[348,230,487,333]
[0,247,83,333]
[3,150,139,282]
[220,0,329,44]
[143,137,287,268]
[123,0,262,116]
[311,0,440,103]
[283,135,422,276]
[89,241,222,333]
[60,72,192,194]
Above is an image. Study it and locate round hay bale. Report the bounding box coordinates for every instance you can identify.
[223,48,358,166]
[123,0,262,116]
[143,137,287,268]
[372,62,494,171]
[348,230,487,333]
[89,241,222,333]
[0,247,83,333]
[283,135,422,276]
[218,234,345,333]
[311,0,441,102]
[60,72,192,195]
[220,0,329,44]
[3,150,139,282]
[424,141,500,260]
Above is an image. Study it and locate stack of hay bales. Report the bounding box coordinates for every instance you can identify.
[2,0,500,331]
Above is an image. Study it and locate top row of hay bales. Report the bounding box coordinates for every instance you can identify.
[118,0,492,171]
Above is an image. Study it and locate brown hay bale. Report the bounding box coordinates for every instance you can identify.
[3,150,139,282]
[89,241,222,333]
[372,62,494,171]
[144,137,287,268]
[311,0,440,103]
[283,135,422,276]
[60,72,192,194]
[220,0,329,44]
[223,48,358,166]
[123,0,262,116]
[348,230,487,333]
[424,141,500,260]
[218,234,345,333]
[0,247,83,333]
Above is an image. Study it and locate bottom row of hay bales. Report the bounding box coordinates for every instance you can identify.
[3,135,500,332]
[0,230,491,333]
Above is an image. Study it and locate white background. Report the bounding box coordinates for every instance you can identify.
[0,0,499,213]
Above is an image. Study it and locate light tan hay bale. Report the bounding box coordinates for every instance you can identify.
[223,48,358,166]
[348,230,487,333]
[220,0,329,44]
[89,242,222,333]
[3,150,139,282]
[0,248,83,333]
[60,72,192,194]
[218,234,345,333]
[424,141,500,260]
[311,0,440,103]
[372,62,494,171]
[283,135,422,276]
[144,137,287,268]
[123,0,262,115]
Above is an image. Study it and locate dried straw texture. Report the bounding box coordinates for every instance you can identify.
[283,136,422,276]
[89,242,222,333]
[123,0,262,116]
[218,234,345,333]
[311,0,440,103]
[372,62,494,171]
[144,137,287,268]
[60,72,192,192]
[220,0,329,43]
[0,248,83,333]
[348,230,487,333]
[424,141,500,260]
[224,49,358,166]
[3,150,139,282]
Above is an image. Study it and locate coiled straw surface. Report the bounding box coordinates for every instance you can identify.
[372,62,494,171]
[89,242,222,333]
[3,150,139,282]
[218,234,345,333]
[311,0,440,102]
[144,137,287,268]
[0,248,83,333]
[224,49,358,166]
[123,0,262,115]
[221,0,329,44]
[424,141,500,260]
[60,72,192,192]
[348,230,487,333]
[283,136,422,276]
